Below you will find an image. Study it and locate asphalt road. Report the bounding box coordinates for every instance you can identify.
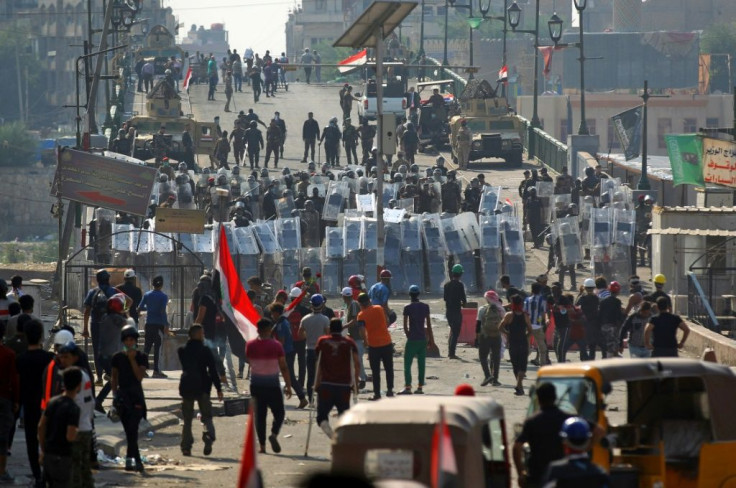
[5,80,647,487]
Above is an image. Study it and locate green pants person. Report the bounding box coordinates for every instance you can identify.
[402,339,427,393]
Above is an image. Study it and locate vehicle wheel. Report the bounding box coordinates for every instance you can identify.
[507,149,523,167]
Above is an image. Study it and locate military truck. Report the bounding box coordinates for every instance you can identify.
[449,79,523,167]
[126,79,217,164]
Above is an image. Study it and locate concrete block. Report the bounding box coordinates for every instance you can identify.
[682,321,736,366]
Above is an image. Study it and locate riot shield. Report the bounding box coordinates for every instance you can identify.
[384,222,404,291]
[396,198,415,212]
[234,226,260,282]
[343,217,363,282]
[551,193,572,221]
[554,216,583,266]
[500,216,526,289]
[590,208,613,248]
[455,212,481,251]
[400,216,424,292]
[580,198,594,249]
[479,214,501,292]
[613,209,636,247]
[478,185,502,216]
[175,173,196,209]
[362,218,378,281]
[253,222,283,289]
[324,226,344,293]
[535,181,554,225]
[448,213,479,292]
[382,183,398,208]
[112,224,133,252]
[94,209,115,263]
[300,247,322,290]
[421,213,448,294]
[276,217,302,287]
[276,195,296,219]
[609,244,632,292]
[130,226,153,255]
[322,181,349,223]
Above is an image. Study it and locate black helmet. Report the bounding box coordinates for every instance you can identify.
[121,324,139,341]
[250,120,257,128]
[232,165,240,175]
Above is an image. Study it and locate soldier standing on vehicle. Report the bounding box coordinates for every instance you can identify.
[320,117,342,167]
[245,121,264,169]
[301,48,314,84]
[153,125,170,166]
[456,119,472,170]
[264,120,282,168]
[342,118,359,166]
[302,112,320,163]
[341,86,356,121]
[358,118,376,164]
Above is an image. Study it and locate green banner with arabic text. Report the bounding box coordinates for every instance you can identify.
[665,134,704,187]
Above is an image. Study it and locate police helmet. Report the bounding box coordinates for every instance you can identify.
[310,294,325,308]
[178,162,187,172]
[261,168,269,177]
[436,156,445,166]
[410,164,419,173]
[232,165,240,175]
[120,324,140,341]
[159,174,168,183]
[560,417,592,450]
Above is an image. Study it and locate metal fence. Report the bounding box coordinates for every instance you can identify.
[517,115,569,173]
[687,272,721,332]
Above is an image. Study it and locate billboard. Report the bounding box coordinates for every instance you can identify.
[53,148,157,216]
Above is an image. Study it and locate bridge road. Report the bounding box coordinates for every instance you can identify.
[80,81,630,487]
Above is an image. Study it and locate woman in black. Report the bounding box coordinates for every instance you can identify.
[644,297,690,357]
[500,295,533,396]
[111,325,148,473]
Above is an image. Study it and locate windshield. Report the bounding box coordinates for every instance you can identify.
[529,378,598,423]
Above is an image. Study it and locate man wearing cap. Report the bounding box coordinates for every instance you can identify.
[139,276,171,379]
[357,293,394,400]
[400,285,434,395]
[298,295,330,406]
[519,170,531,197]
[369,270,393,322]
[83,270,122,385]
[286,287,309,392]
[115,269,143,326]
[341,287,366,389]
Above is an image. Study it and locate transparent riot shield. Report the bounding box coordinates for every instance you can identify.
[245,180,261,220]
[276,217,302,287]
[343,217,363,282]
[551,193,572,221]
[396,198,415,212]
[400,215,425,292]
[447,214,479,292]
[479,214,501,292]
[609,244,632,292]
[322,181,349,223]
[112,224,133,252]
[384,222,404,291]
[478,185,502,216]
[590,208,613,248]
[362,218,378,281]
[535,181,554,225]
[300,247,322,290]
[421,213,448,294]
[253,222,283,289]
[613,209,636,247]
[580,198,594,249]
[276,195,296,219]
[500,216,526,289]
[130,225,153,255]
[382,183,398,209]
[234,226,260,282]
[175,173,196,209]
[554,216,583,266]
[455,212,481,251]
[307,183,327,198]
[323,227,345,294]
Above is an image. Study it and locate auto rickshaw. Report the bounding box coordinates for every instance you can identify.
[332,396,510,487]
[527,358,736,488]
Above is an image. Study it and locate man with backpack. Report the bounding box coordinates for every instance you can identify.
[82,270,122,385]
[477,290,505,387]
[115,269,142,326]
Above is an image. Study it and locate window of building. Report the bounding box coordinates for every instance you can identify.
[657,118,672,149]
[683,117,697,133]
[560,119,568,142]
[706,117,719,128]
[607,119,621,150]
[316,0,326,11]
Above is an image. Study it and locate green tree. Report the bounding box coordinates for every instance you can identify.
[700,22,736,93]
[311,41,355,82]
[0,122,37,167]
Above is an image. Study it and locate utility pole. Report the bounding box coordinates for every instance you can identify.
[637,80,668,190]
[85,0,114,140]
[15,49,23,123]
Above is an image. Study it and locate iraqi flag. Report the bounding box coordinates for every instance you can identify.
[214,225,259,342]
[182,66,193,91]
[498,65,508,83]
[237,404,262,488]
[431,406,458,488]
[338,49,367,74]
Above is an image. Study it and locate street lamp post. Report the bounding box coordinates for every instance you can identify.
[447,0,489,79]
[443,0,449,66]
[508,0,541,129]
[573,0,589,135]
[418,0,425,57]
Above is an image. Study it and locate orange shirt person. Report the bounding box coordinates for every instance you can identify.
[357,293,393,401]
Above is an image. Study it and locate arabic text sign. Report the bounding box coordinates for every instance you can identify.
[155,207,207,234]
[702,137,736,188]
[54,148,157,215]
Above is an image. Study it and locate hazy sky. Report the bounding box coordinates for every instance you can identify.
[166,0,292,56]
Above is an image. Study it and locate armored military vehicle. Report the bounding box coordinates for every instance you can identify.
[449,79,523,167]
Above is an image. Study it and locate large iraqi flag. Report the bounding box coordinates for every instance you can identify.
[431,405,458,488]
[214,225,259,341]
[338,49,368,74]
[237,404,262,488]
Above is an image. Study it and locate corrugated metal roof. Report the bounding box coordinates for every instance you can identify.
[648,228,736,236]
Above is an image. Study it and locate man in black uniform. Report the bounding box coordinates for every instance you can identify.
[441,171,462,213]
[320,117,341,167]
[273,112,287,158]
[229,121,247,166]
[302,112,320,162]
[244,121,264,169]
[358,118,376,164]
[542,417,609,488]
[182,125,196,170]
[443,264,467,360]
[514,383,570,488]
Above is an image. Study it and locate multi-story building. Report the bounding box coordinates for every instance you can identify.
[180,23,230,62]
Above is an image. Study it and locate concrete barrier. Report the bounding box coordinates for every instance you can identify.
[682,320,736,366]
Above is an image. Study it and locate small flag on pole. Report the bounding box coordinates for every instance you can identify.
[182,66,193,91]
[431,405,458,488]
[338,49,368,74]
[236,404,262,488]
[498,65,508,82]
